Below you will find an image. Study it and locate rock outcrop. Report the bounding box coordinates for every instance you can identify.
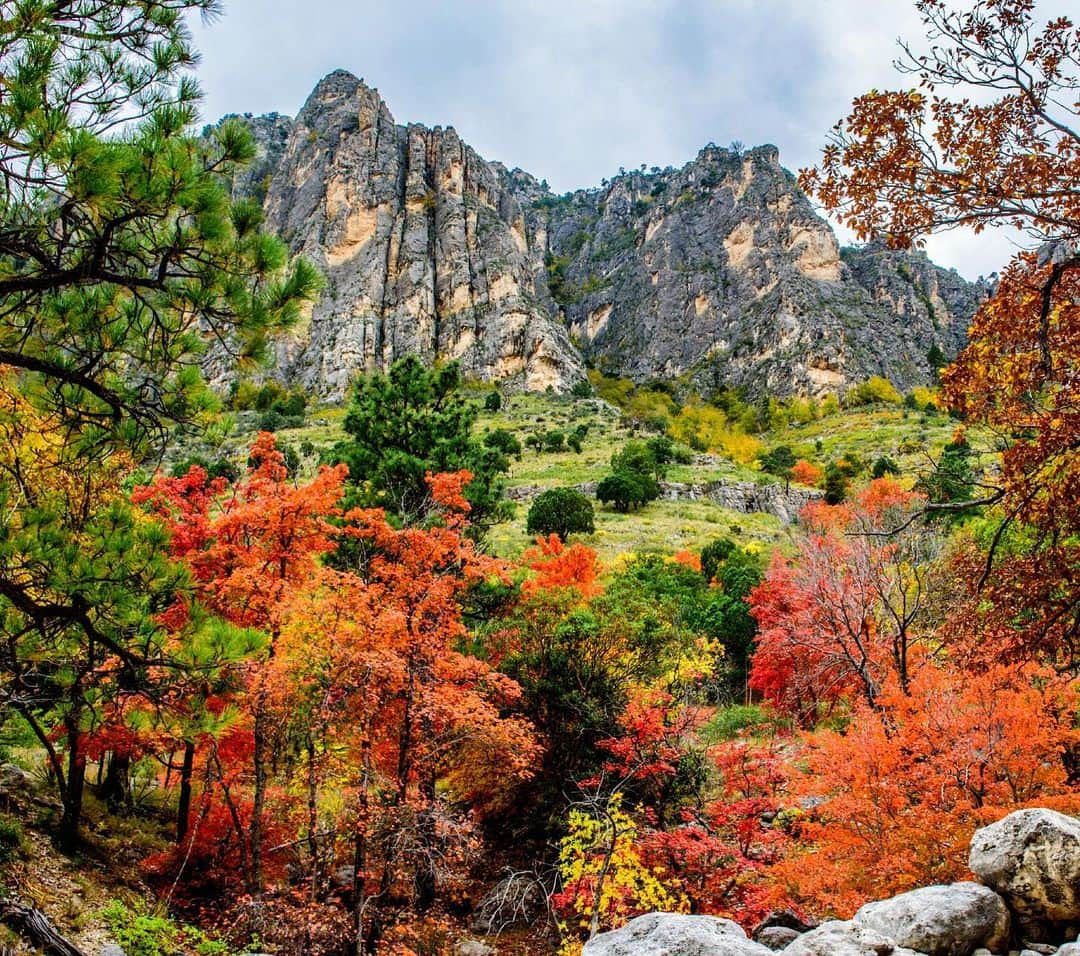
[969,809,1080,942]
[853,884,1010,956]
[524,147,988,396]
[218,71,987,399]
[219,71,584,399]
[581,913,773,956]
[584,809,1080,956]
[506,478,822,525]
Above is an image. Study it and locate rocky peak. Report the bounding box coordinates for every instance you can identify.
[236,71,584,399]
[523,140,976,397]
[219,72,985,399]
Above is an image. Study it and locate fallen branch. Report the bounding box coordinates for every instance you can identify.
[0,898,87,956]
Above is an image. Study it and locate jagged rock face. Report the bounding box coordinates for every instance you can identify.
[235,70,584,399]
[221,71,986,398]
[523,146,986,396]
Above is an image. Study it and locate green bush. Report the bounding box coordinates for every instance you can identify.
[484,428,522,458]
[101,901,232,956]
[484,390,502,412]
[611,439,663,481]
[596,471,659,512]
[170,456,239,483]
[701,705,776,742]
[0,817,26,863]
[541,430,566,453]
[872,456,900,478]
[824,462,849,504]
[700,537,736,584]
[526,488,596,539]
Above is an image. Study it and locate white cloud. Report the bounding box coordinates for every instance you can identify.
[189,0,1039,279]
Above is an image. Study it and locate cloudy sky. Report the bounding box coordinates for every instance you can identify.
[190,0,1031,280]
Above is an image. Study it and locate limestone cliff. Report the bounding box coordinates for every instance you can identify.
[221,72,987,398]
[524,145,987,396]
[227,70,583,399]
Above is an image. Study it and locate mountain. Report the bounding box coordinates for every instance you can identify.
[525,147,988,395]
[214,70,988,399]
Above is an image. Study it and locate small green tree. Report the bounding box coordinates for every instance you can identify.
[596,472,658,512]
[328,356,509,527]
[612,440,664,482]
[700,537,737,584]
[759,445,797,487]
[824,462,850,504]
[527,488,596,539]
[484,428,523,458]
[872,456,901,479]
[542,430,567,453]
[917,438,976,510]
[485,390,503,412]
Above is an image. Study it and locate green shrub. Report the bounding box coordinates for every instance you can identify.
[611,440,663,481]
[872,455,900,478]
[101,901,232,956]
[170,456,239,483]
[701,704,778,742]
[596,471,659,512]
[526,488,595,539]
[484,390,502,412]
[824,462,849,504]
[0,817,25,863]
[541,430,566,453]
[484,428,522,458]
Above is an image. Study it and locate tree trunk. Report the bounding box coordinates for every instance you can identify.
[101,751,131,813]
[306,734,320,896]
[250,699,267,896]
[176,740,195,842]
[58,718,85,851]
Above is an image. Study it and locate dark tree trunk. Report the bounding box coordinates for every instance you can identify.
[101,751,131,813]
[58,718,85,851]
[176,740,195,842]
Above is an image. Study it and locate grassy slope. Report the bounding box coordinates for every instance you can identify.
[224,391,969,566]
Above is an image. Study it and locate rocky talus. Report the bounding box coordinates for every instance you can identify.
[583,809,1080,956]
[218,71,988,399]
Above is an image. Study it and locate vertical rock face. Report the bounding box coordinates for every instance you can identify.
[217,71,987,399]
[242,70,584,399]
[524,145,987,396]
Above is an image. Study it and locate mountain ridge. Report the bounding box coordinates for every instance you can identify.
[211,70,988,399]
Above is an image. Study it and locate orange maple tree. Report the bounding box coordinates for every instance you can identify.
[778,660,1080,917]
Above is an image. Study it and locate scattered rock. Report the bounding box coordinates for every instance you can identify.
[781,919,924,956]
[853,882,1010,956]
[330,864,355,889]
[99,946,125,956]
[581,913,774,955]
[970,809,1080,940]
[453,941,495,956]
[0,763,32,792]
[756,925,801,949]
